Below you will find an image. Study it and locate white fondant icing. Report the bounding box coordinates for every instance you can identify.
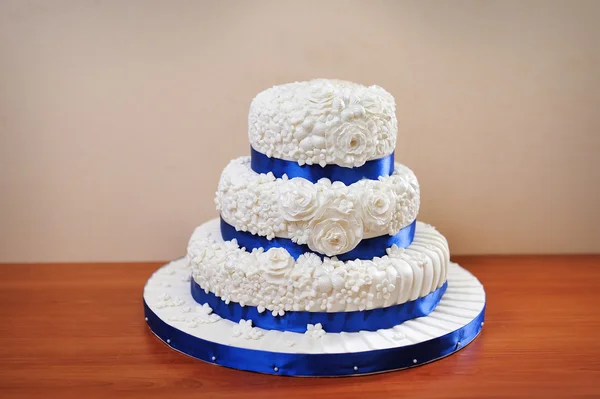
[187,218,448,314]
[248,79,397,167]
[143,258,485,355]
[215,157,420,255]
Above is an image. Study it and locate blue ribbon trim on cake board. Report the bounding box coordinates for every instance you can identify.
[250,147,395,185]
[191,279,447,333]
[143,299,485,376]
[220,218,416,261]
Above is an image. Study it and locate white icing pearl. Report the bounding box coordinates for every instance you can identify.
[211,356,216,361]
[481,322,484,327]
[412,359,417,364]
[166,339,171,344]
[353,366,358,371]
[144,317,148,321]
[274,367,279,372]
[457,341,461,347]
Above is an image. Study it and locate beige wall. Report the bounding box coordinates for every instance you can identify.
[1,0,599,262]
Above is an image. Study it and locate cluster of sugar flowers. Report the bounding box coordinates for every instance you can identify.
[248,79,397,168]
[305,323,326,339]
[165,303,222,328]
[187,221,447,315]
[232,319,264,340]
[216,158,419,257]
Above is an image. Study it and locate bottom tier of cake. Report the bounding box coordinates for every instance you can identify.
[143,257,486,376]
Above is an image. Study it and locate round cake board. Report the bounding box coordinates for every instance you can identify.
[143,258,485,377]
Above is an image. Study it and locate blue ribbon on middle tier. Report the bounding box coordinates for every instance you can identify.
[220,217,416,261]
[250,147,395,184]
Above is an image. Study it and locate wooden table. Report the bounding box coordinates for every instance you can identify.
[0,255,599,398]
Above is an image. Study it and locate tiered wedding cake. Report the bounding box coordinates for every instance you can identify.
[143,79,486,376]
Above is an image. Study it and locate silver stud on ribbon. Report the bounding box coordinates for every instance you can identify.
[211,356,216,361]
[353,366,358,371]
[273,367,279,372]
[413,359,417,364]
[166,339,171,344]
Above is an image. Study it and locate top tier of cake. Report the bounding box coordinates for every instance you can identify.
[248,79,397,168]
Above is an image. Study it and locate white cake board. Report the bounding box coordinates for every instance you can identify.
[143,258,485,376]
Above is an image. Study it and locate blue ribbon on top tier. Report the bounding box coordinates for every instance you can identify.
[220,218,416,261]
[250,147,395,185]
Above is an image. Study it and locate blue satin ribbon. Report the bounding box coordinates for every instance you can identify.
[220,218,415,261]
[144,300,485,376]
[191,279,447,333]
[250,147,395,185]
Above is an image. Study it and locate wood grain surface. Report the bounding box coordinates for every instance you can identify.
[0,255,599,399]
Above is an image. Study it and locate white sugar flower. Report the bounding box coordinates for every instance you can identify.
[239,319,253,328]
[385,244,405,258]
[307,213,363,257]
[207,314,221,323]
[232,319,252,338]
[296,253,322,269]
[306,80,336,111]
[278,178,319,222]
[232,319,263,340]
[375,278,396,299]
[261,248,294,284]
[313,262,347,294]
[326,119,376,167]
[359,184,396,232]
[196,303,213,315]
[305,323,326,339]
[287,222,310,245]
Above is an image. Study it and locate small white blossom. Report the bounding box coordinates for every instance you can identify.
[196,303,213,315]
[232,319,264,340]
[305,323,326,339]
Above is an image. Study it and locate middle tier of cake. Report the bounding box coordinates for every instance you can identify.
[215,157,420,258]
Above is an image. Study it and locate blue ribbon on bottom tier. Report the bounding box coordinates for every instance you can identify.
[191,278,447,333]
[144,299,485,376]
[220,218,416,261]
